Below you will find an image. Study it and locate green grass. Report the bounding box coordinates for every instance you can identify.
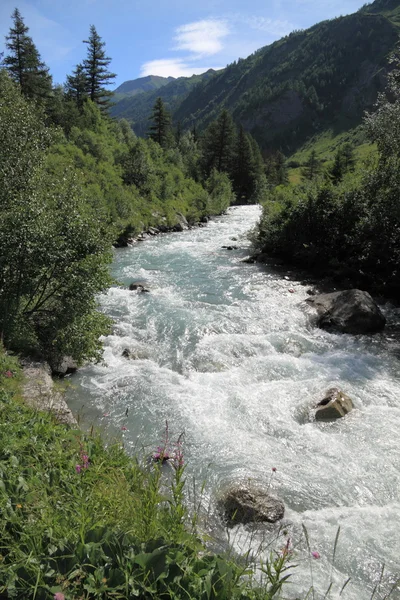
[0,346,294,600]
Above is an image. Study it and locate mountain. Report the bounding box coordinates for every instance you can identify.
[113,75,175,101]
[110,70,219,136]
[174,0,400,154]
[111,0,400,156]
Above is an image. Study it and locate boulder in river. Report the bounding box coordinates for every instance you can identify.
[129,281,150,292]
[306,289,386,334]
[315,388,354,421]
[218,482,284,526]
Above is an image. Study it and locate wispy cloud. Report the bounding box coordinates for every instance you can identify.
[245,16,295,36]
[140,58,221,78]
[173,19,230,57]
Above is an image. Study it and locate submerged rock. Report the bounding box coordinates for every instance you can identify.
[315,388,354,421]
[306,289,386,334]
[218,482,284,526]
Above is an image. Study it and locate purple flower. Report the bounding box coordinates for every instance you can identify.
[54,593,65,600]
[272,467,277,472]
[75,464,82,474]
[312,551,321,559]
[4,370,13,378]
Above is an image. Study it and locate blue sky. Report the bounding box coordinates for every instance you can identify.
[0,0,367,88]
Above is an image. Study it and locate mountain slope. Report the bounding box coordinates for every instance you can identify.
[174,3,400,154]
[110,70,219,136]
[114,75,175,100]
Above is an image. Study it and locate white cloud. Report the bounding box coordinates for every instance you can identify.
[245,16,295,36]
[140,58,222,78]
[173,19,230,57]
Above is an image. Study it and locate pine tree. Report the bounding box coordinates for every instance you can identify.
[301,149,321,181]
[82,25,116,111]
[148,97,172,147]
[4,8,52,100]
[232,125,256,203]
[65,63,87,109]
[201,110,236,176]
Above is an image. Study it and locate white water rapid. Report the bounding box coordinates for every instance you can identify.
[66,206,400,599]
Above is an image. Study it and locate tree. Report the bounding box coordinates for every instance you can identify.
[329,144,356,185]
[231,125,257,203]
[82,25,116,111]
[65,63,87,109]
[148,97,172,147]
[0,71,113,363]
[301,149,321,181]
[201,110,236,176]
[3,8,52,100]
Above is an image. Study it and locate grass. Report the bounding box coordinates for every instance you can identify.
[0,346,295,600]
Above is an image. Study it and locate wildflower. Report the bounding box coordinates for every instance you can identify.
[75,464,82,474]
[272,467,277,472]
[16,503,22,509]
[4,370,13,378]
[281,537,292,558]
[101,577,107,584]
[102,413,110,417]
[54,593,65,600]
[81,454,90,468]
[311,551,321,559]
[121,426,127,431]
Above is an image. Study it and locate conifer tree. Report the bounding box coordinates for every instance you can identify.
[301,149,321,181]
[201,110,236,176]
[82,25,116,111]
[65,63,87,109]
[4,8,52,100]
[148,97,172,147]
[232,125,256,202]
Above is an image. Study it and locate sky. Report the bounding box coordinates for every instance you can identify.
[0,0,367,88]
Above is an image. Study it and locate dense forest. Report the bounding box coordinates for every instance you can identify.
[0,9,271,368]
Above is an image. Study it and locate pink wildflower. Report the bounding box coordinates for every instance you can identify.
[54,593,65,600]
[272,467,277,472]
[121,426,127,431]
[312,551,321,559]
[75,464,82,474]
[4,370,13,378]
[102,413,110,417]
[81,454,90,468]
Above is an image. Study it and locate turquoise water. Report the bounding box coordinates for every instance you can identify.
[66,206,400,599]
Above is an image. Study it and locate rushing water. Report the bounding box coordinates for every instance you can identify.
[66,206,400,599]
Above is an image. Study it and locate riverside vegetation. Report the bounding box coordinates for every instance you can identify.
[1,5,400,599]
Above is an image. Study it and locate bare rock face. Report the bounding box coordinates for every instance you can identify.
[22,362,77,426]
[49,356,78,377]
[218,482,284,526]
[306,289,386,334]
[315,388,354,421]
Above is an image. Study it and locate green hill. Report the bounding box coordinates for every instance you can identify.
[111,0,400,157]
[110,69,219,136]
[113,75,175,101]
[174,2,400,155]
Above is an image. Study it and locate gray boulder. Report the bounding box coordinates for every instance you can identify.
[218,482,284,526]
[49,356,78,377]
[315,388,354,421]
[306,289,386,334]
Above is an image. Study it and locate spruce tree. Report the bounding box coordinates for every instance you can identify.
[201,110,236,176]
[4,8,52,100]
[83,25,116,111]
[301,149,321,181]
[65,63,87,109]
[148,97,172,147]
[232,125,256,203]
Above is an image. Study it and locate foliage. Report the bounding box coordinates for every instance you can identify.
[0,71,113,362]
[254,43,400,299]
[82,25,116,111]
[148,97,173,148]
[0,381,295,600]
[3,8,52,101]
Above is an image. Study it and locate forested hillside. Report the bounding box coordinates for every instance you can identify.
[111,0,400,155]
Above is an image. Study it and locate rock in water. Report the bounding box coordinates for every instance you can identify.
[218,482,284,526]
[306,289,386,334]
[315,388,354,421]
[129,281,150,292]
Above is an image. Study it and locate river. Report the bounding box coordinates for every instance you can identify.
[66,205,400,599]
